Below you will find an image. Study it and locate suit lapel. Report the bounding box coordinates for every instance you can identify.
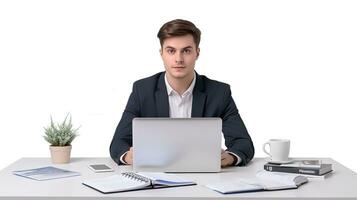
[191,91,207,117]
[191,72,207,117]
[155,73,170,117]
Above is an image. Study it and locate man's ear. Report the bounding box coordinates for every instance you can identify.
[159,48,163,56]
[196,48,200,59]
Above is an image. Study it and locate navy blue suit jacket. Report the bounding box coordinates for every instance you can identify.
[110,72,254,166]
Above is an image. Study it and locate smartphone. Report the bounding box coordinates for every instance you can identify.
[88,164,114,173]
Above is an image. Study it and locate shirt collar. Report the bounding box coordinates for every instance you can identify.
[164,72,196,97]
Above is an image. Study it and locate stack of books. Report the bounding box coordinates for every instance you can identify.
[264,159,333,179]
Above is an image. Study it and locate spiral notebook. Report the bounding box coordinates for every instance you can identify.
[82,172,196,193]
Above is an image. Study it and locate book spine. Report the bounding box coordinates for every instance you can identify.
[264,165,322,175]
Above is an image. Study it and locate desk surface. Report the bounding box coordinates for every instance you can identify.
[0,157,356,200]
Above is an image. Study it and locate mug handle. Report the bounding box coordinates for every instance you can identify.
[262,142,271,157]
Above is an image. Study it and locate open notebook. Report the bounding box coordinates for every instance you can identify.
[206,170,308,194]
[82,172,196,193]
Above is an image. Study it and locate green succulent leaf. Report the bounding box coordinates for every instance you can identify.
[43,113,80,146]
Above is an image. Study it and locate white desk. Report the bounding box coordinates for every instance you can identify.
[0,157,356,200]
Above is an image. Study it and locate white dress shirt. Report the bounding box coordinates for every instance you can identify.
[120,72,240,165]
[165,73,195,118]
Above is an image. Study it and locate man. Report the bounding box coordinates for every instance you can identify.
[110,19,254,167]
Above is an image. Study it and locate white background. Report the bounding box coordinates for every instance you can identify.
[0,0,356,172]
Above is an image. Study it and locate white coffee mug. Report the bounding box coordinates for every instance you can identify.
[262,139,290,162]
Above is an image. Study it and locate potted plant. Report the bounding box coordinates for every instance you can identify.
[43,114,80,164]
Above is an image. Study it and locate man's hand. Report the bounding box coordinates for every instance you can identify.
[123,147,133,165]
[221,149,235,167]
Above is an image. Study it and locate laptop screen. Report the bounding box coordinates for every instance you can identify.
[133,118,222,172]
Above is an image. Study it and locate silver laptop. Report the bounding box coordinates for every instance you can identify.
[133,118,222,172]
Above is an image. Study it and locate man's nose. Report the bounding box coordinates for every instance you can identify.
[175,52,184,63]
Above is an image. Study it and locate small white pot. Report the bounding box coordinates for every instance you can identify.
[49,145,72,164]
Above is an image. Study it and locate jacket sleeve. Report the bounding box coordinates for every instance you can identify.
[110,82,140,165]
[220,85,255,166]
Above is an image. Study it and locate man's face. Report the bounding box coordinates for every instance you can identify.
[160,34,200,80]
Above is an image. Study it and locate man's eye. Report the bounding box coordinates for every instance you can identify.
[184,49,191,54]
[167,49,175,54]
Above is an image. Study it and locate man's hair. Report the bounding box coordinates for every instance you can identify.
[157,19,201,48]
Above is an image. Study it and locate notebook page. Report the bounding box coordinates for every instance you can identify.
[256,170,298,186]
[137,172,194,186]
[83,174,150,193]
[205,179,264,194]
[252,177,297,190]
